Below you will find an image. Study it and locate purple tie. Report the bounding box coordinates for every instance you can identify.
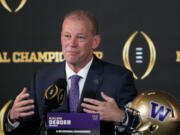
[69,75,81,112]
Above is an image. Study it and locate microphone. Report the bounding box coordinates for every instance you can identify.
[44,78,67,111]
[34,78,67,135]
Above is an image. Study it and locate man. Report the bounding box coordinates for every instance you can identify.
[5,10,137,135]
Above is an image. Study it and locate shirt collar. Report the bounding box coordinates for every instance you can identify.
[65,57,93,80]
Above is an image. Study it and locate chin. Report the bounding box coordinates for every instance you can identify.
[66,58,80,65]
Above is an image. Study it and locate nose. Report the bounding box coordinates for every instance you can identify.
[69,37,77,47]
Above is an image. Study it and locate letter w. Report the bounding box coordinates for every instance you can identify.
[151,102,171,121]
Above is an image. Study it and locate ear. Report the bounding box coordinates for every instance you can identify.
[92,34,101,49]
[61,32,63,39]
[60,32,63,45]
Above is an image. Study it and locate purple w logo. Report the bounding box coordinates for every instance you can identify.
[151,102,171,122]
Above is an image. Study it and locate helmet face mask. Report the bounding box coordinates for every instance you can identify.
[130,91,180,135]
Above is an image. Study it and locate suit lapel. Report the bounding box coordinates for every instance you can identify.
[77,56,104,112]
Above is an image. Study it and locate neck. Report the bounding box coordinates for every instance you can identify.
[67,56,93,73]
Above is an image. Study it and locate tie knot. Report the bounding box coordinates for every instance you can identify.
[71,75,81,84]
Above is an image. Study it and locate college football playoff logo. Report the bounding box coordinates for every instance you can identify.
[0,0,27,12]
[0,100,12,135]
[122,31,156,80]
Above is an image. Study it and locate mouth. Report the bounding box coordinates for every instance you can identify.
[66,51,79,55]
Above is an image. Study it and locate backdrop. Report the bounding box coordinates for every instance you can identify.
[0,0,180,133]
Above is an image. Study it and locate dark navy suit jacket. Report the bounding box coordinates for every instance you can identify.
[5,56,137,135]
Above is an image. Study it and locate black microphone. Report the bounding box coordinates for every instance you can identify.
[34,78,67,135]
[44,78,67,111]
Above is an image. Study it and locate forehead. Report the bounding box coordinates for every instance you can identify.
[62,16,93,34]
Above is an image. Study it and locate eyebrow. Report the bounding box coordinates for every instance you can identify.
[62,32,89,36]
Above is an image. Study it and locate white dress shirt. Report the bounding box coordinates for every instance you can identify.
[65,57,93,98]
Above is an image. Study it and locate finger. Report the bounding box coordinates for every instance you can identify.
[83,98,102,106]
[16,99,34,108]
[83,108,98,114]
[16,93,30,103]
[19,111,34,118]
[21,87,28,94]
[101,92,114,102]
[81,103,99,111]
[19,88,28,97]
[17,105,35,112]
[16,88,29,102]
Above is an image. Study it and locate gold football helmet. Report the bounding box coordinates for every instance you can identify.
[130,90,180,135]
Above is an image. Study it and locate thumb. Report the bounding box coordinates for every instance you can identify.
[101,92,113,102]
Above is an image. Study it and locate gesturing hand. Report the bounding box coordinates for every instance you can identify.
[9,88,35,123]
[81,92,125,122]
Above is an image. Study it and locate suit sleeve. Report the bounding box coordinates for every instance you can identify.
[4,72,40,135]
[116,70,137,110]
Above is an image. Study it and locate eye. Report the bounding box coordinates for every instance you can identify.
[77,35,86,41]
[64,34,71,39]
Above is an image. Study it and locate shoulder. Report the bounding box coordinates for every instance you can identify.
[37,62,64,74]
[96,58,132,77]
[33,62,65,82]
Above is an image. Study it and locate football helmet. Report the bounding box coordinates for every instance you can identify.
[130,90,180,135]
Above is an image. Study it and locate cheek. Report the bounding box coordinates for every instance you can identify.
[61,36,67,45]
[61,44,65,50]
[85,42,94,51]
[82,40,93,49]
[81,44,93,54]
[61,40,67,50]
